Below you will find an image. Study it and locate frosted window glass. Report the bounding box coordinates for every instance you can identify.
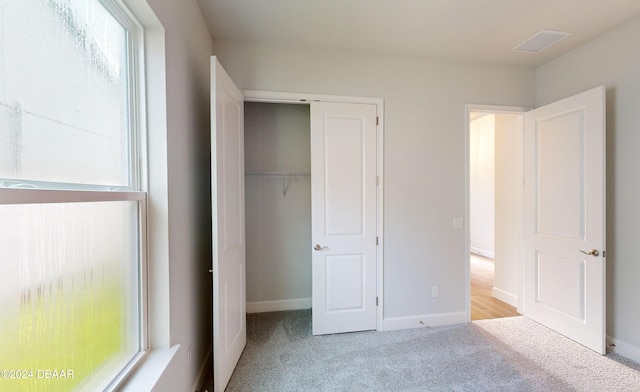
[0,0,131,186]
[0,201,140,392]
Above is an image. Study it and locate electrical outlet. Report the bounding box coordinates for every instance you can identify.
[187,346,192,371]
[432,286,439,298]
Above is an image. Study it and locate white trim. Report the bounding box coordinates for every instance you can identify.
[241,90,385,332]
[464,104,528,322]
[382,312,467,332]
[0,188,145,204]
[242,90,382,106]
[466,104,531,114]
[375,97,385,334]
[118,346,180,392]
[606,336,640,363]
[192,348,212,392]
[128,0,171,351]
[115,0,171,390]
[492,287,518,307]
[246,298,312,313]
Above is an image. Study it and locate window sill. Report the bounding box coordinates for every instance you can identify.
[116,345,180,392]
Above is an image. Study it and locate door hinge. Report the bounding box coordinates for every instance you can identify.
[376,176,379,186]
[376,237,379,245]
[376,297,379,306]
[376,116,379,126]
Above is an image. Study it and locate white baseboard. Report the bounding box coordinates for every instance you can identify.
[192,347,212,392]
[607,335,640,363]
[470,247,495,259]
[382,311,467,331]
[246,298,311,313]
[492,287,518,307]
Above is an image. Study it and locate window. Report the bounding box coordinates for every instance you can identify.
[0,0,148,391]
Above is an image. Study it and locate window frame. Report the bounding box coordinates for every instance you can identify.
[0,0,151,390]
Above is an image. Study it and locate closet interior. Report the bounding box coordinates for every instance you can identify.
[244,102,312,311]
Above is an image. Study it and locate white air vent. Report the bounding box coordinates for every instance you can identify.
[513,30,572,53]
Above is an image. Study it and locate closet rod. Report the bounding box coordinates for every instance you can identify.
[245,171,310,179]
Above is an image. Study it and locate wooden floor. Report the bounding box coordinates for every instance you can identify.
[471,254,520,321]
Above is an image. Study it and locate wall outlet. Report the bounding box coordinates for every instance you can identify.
[432,286,439,298]
[187,346,192,371]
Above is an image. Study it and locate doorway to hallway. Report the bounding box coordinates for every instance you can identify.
[470,254,519,320]
[468,108,525,321]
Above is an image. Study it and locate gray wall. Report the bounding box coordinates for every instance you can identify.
[493,114,523,306]
[536,16,640,358]
[244,103,312,307]
[212,41,536,322]
[145,0,213,390]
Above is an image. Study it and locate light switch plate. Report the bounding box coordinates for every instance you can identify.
[452,217,463,229]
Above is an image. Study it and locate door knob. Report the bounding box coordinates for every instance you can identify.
[580,249,600,257]
[314,244,328,251]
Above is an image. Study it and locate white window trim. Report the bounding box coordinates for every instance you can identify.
[0,189,145,204]
[115,0,177,390]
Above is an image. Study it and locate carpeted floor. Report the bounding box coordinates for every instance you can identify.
[204,310,640,391]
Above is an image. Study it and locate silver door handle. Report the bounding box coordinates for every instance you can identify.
[580,249,600,257]
[314,244,329,251]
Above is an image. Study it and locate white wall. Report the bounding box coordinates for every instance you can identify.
[144,0,213,391]
[212,41,536,322]
[493,114,523,307]
[244,103,312,309]
[470,114,496,258]
[536,16,640,360]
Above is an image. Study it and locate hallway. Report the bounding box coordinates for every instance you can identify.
[471,254,520,320]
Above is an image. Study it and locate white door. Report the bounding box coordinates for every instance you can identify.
[310,101,378,335]
[211,56,245,391]
[523,86,606,353]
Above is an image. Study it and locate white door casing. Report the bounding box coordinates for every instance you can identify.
[211,56,246,391]
[311,101,378,335]
[523,86,606,354]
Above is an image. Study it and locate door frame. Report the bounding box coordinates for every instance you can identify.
[242,90,385,331]
[464,104,528,321]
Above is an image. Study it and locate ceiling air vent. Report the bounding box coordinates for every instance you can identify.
[513,29,572,53]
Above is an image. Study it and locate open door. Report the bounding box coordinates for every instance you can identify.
[211,56,246,391]
[523,86,606,354]
[310,101,378,335]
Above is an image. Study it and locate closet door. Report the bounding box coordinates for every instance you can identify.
[310,102,377,335]
[211,56,245,392]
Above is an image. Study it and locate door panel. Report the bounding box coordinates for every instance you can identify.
[324,118,365,235]
[524,86,605,354]
[311,102,377,335]
[222,98,243,251]
[326,254,365,311]
[535,109,584,239]
[211,56,246,392]
[536,253,585,319]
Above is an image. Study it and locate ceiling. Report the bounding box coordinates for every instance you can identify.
[197,0,640,66]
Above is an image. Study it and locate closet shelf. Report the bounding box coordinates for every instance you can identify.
[245,171,310,179]
[245,171,310,196]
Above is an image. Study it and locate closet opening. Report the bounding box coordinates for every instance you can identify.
[244,102,313,314]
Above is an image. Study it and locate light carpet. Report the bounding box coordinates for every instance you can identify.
[220,310,640,391]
